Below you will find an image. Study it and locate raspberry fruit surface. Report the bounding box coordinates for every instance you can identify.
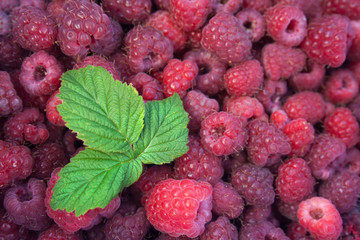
[322,0,360,20]
[38,224,83,240]
[46,90,65,127]
[236,8,266,42]
[128,72,164,101]
[0,71,22,117]
[239,221,289,240]
[224,96,265,122]
[200,216,238,240]
[289,59,325,91]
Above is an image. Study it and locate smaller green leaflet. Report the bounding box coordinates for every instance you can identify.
[50,66,189,216]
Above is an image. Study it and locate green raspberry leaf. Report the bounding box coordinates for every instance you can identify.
[58,65,145,153]
[135,94,189,164]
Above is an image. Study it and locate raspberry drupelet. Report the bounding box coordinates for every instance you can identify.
[270,109,289,130]
[322,0,360,20]
[127,72,164,101]
[0,71,22,117]
[236,8,266,42]
[200,216,238,240]
[200,111,248,156]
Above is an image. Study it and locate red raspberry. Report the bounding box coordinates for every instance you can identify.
[297,197,343,240]
[183,49,226,95]
[246,119,291,167]
[306,134,346,180]
[4,178,51,231]
[0,10,11,36]
[46,90,65,127]
[275,158,315,203]
[169,0,212,32]
[11,5,57,52]
[301,14,353,68]
[224,59,264,97]
[224,96,265,122]
[183,90,220,130]
[163,59,198,98]
[270,109,289,130]
[201,12,252,64]
[277,199,303,221]
[348,61,360,85]
[124,25,173,73]
[101,0,151,25]
[283,91,325,124]
[187,29,202,49]
[200,111,247,156]
[242,205,271,224]
[222,151,247,178]
[239,221,289,240]
[145,10,187,52]
[319,171,360,214]
[128,72,164,101]
[3,108,49,145]
[289,59,325,91]
[38,224,83,240]
[348,20,360,62]
[19,50,63,96]
[104,207,151,240]
[212,181,244,219]
[324,107,359,148]
[31,142,69,180]
[243,0,273,14]
[261,43,307,81]
[231,163,275,206]
[145,178,213,238]
[286,222,311,240]
[0,36,27,69]
[283,118,315,157]
[0,140,33,188]
[45,168,121,233]
[322,0,360,20]
[256,79,288,112]
[46,0,66,23]
[274,0,323,20]
[236,8,266,42]
[200,216,238,240]
[213,0,242,14]
[0,71,22,117]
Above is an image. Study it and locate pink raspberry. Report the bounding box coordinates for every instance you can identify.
[38,224,83,240]
[324,107,360,148]
[289,59,325,91]
[45,168,121,233]
[46,90,65,127]
[270,109,290,130]
[275,158,315,203]
[212,181,244,219]
[224,59,264,97]
[246,119,291,167]
[323,69,359,104]
[200,216,238,240]
[101,0,151,25]
[145,178,213,238]
[124,26,173,73]
[297,197,343,240]
[243,0,273,13]
[348,20,360,62]
[213,0,242,14]
[322,0,360,20]
[0,71,22,117]
[183,49,226,95]
[128,72,164,101]
[242,205,271,224]
[261,43,307,81]
[224,96,265,122]
[201,12,252,64]
[283,118,315,157]
[0,36,27,69]
[19,50,63,97]
[163,59,198,98]
[236,8,266,42]
[283,91,325,124]
[239,221,289,240]
[231,163,275,206]
[169,0,212,32]
[301,14,353,68]
[200,111,248,156]
[11,5,57,52]
[256,79,288,112]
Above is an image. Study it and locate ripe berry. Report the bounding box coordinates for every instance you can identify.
[38,224,83,240]
[46,90,65,127]
[256,79,288,112]
[322,0,360,20]
[239,221,288,240]
[0,71,22,117]
[200,216,238,240]
[242,205,271,224]
[0,36,27,69]
[289,59,325,91]
[128,72,164,101]
[224,96,266,122]
[243,0,272,14]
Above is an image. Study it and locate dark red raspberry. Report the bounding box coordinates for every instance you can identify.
[322,0,360,20]
[0,71,22,117]
[289,59,325,91]
[286,222,312,240]
[297,197,343,240]
[46,90,65,127]
[277,199,303,221]
[102,0,151,25]
[4,107,49,144]
[306,134,346,180]
[187,29,202,49]
[256,79,288,112]
[242,205,271,224]
[0,10,11,36]
[11,5,57,52]
[57,0,111,58]
[19,51,63,97]
[224,59,264,97]
[183,49,226,95]
[45,168,121,233]
[183,90,220,130]
[0,36,27,69]
[201,12,252,64]
[283,91,325,124]
[348,20,360,62]
[342,210,360,240]
[270,109,289,130]
[231,163,275,206]
[224,96,266,122]
[0,0,19,13]
[275,158,315,203]
[200,216,238,240]
[239,221,289,240]
[128,72,164,101]
[301,14,353,68]
[0,210,33,240]
[246,119,291,167]
[124,25,173,73]
[261,43,307,81]
[84,223,105,240]
[104,207,151,240]
[319,171,360,214]
[163,58,198,98]
[283,118,315,157]
[62,129,82,157]
[265,4,307,46]
[110,50,136,82]
[174,136,223,185]
[213,0,242,14]
[38,224,83,240]
[200,111,247,156]
[31,142,69,180]
[212,181,244,219]
[0,140,33,188]
[222,151,247,178]
[324,107,359,148]
[243,0,273,13]
[145,10,187,52]
[236,8,266,42]
[4,178,51,231]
